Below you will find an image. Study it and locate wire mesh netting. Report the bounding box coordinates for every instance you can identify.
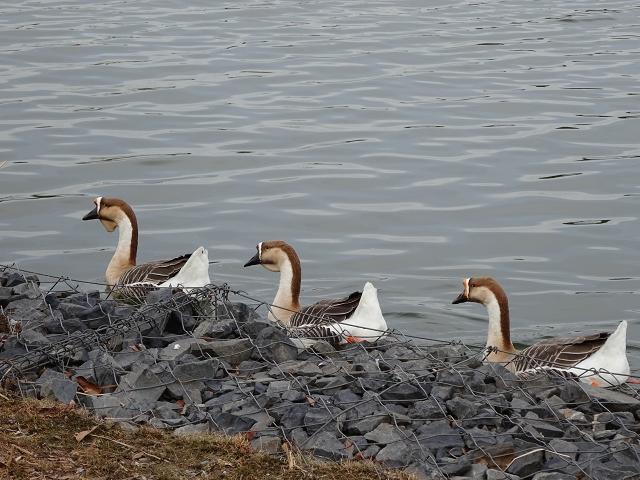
[1,263,639,480]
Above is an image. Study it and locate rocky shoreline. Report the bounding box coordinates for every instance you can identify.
[1,269,639,479]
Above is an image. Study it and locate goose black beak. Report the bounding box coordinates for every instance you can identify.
[82,207,99,221]
[452,292,467,304]
[244,252,261,267]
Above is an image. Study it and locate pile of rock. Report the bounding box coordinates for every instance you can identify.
[1,270,640,480]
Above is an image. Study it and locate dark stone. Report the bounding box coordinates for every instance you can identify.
[36,369,77,404]
[416,420,464,450]
[333,389,361,406]
[44,312,85,334]
[506,448,544,477]
[4,272,29,287]
[211,412,256,434]
[524,419,564,438]
[173,359,219,384]
[192,338,254,365]
[278,403,310,430]
[57,302,88,319]
[254,327,298,363]
[559,381,589,404]
[380,383,422,402]
[364,423,404,445]
[465,427,499,448]
[345,415,388,436]
[412,398,444,419]
[115,366,165,403]
[194,319,236,339]
[375,441,412,467]
[19,328,51,347]
[241,320,272,339]
[221,302,261,324]
[281,390,305,403]
[431,385,454,401]
[447,397,479,419]
[304,406,344,434]
[532,473,576,480]
[12,282,41,299]
[303,431,351,460]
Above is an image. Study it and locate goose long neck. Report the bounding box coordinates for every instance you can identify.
[106,209,138,285]
[271,247,302,324]
[484,288,515,354]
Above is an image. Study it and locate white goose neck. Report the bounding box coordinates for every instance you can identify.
[485,295,503,349]
[270,253,300,325]
[106,212,136,285]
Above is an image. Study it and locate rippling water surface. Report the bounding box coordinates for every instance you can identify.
[2,0,640,362]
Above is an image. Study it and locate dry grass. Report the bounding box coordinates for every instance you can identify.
[0,394,413,480]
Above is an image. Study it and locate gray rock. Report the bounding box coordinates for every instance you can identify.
[465,427,498,448]
[57,302,88,319]
[303,431,350,460]
[193,319,236,339]
[210,412,256,434]
[333,389,361,406]
[546,438,578,461]
[12,282,41,299]
[242,320,273,339]
[375,442,411,467]
[251,435,282,454]
[416,420,464,450]
[532,473,575,480]
[345,415,388,436]
[380,383,422,402]
[173,423,210,436]
[116,367,165,403]
[192,338,254,365]
[304,406,344,434]
[524,419,564,438]
[431,385,454,401]
[506,448,544,477]
[173,359,219,384]
[307,340,336,355]
[18,328,51,347]
[364,423,404,445]
[447,397,479,419]
[254,327,298,363]
[279,403,310,430]
[412,398,443,419]
[487,469,520,480]
[266,380,291,397]
[44,312,84,334]
[36,369,77,404]
[281,390,305,402]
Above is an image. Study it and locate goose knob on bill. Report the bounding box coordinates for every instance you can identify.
[451,276,634,387]
[82,197,211,302]
[243,240,388,345]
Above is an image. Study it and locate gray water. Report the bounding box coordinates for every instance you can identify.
[1,0,640,363]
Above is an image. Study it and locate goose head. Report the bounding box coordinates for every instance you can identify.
[452,277,507,306]
[244,240,298,273]
[82,197,136,233]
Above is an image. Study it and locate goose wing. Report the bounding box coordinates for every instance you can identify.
[289,290,362,328]
[118,254,192,286]
[111,254,192,303]
[511,332,610,373]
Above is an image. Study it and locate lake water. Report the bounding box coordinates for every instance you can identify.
[1,0,639,364]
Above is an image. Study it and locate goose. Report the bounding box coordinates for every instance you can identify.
[82,197,210,302]
[451,276,631,387]
[243,240,387,345]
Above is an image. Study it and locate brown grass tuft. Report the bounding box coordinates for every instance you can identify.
[0,393,414,480]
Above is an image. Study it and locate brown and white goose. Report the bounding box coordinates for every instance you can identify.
[82,197,210,302]
[452,277,630,387]
[243,240,387,345]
